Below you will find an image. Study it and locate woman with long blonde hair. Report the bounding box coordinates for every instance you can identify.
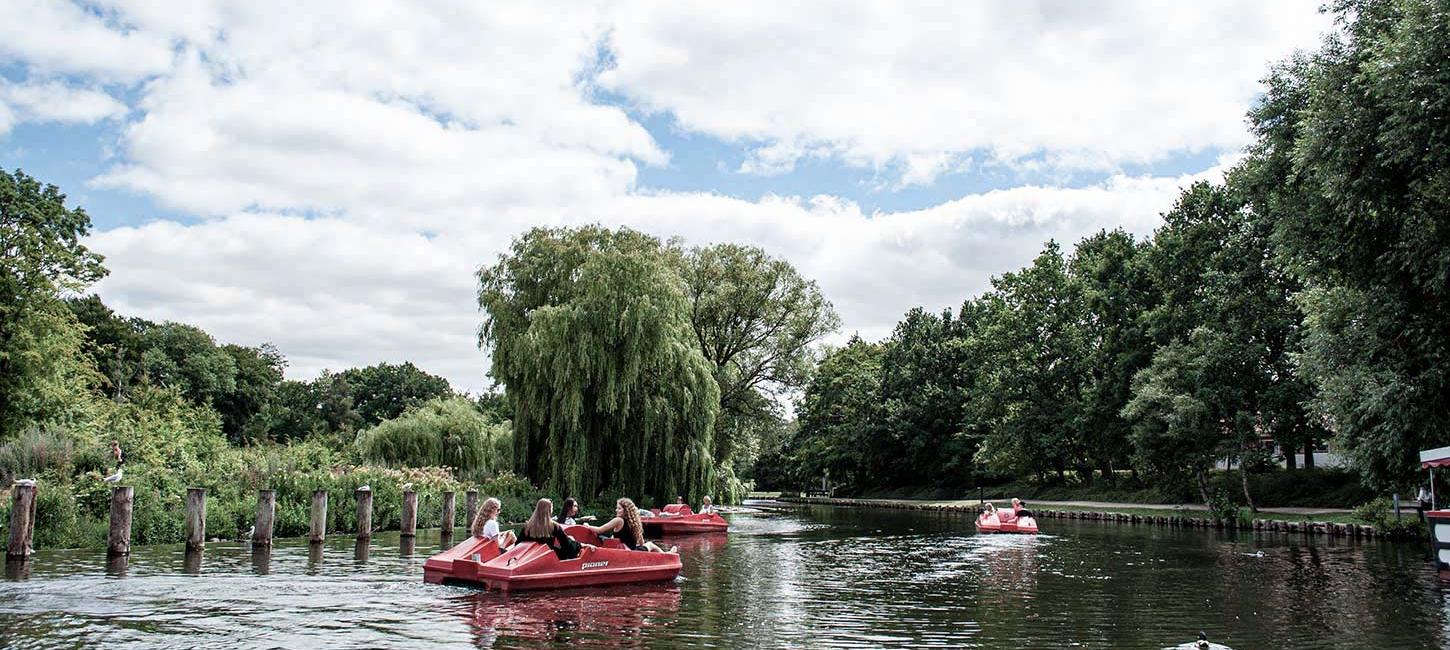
[517,498,582,559]
[588,498,676,553]
[469,497,515,548]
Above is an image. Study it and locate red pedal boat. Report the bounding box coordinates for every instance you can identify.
[975,508,1039,534]
[424,525,681,592]
[644,504,729,535]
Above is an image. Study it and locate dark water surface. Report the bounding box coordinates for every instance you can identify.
[2,502,1447,648]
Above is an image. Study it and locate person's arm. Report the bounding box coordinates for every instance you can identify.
[586,517,623,535]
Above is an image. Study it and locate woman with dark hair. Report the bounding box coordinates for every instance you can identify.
[518,498,582,560]
[555,497,595,525]
[588,498,675,553]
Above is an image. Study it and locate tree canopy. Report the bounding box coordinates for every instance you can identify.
[478,226,721,502]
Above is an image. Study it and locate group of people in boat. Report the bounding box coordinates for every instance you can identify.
[468,494,718,559]
[982,498,1034,522]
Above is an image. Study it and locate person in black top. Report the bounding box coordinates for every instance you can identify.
[587,498,676,553]
[518,498,582,560]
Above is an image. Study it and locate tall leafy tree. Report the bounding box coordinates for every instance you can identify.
[877,307,975,487]
[1247,0,1450,490]
[1069,230,1155,481]
[214,343,286,442]
[0,168,107,437]
[675,243,839,483]
[789,337,885,493]
[973,242,1090,482]
[338,361,455,426]
[478,226,720,501]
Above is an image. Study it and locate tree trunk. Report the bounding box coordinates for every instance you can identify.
[1240,460,1257,513]
[1196,471,1211,506]
[1303,439,1316,469]
[1283,441,1297,470]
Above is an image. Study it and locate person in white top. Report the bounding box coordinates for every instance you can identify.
[470,497,516,549]
[698,495,717,515]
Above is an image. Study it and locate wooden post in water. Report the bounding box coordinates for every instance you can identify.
[310,490,328,544]
[185,488,207,550]
[107,486,134,556]
[441,491,456,533]
[401,490,418,537]
[253,489,275,546]
[356,487,373,540]
[5,480,37,558]
[465,490,479,531]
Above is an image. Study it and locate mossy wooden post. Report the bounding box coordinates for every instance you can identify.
[356,487,373,540]
[310,490,328,544]
[107,486,134,556]
[401,490,418,537]
[441,491,456,533]
[5,481,37,559]
[465,490,479,531]
[185,488,207,551]
[253,490,275,546]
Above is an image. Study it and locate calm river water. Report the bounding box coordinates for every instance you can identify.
[1,502,1447,648]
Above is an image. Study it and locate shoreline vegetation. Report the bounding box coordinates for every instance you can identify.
[775,496,1417,540]
[3,0,1449,553]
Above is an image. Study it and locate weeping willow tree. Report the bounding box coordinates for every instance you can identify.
[477,226,720,502]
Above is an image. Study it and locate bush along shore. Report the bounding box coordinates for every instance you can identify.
[777,496,1427,541]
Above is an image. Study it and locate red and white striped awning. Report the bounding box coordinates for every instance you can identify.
[1422,446,1450,469]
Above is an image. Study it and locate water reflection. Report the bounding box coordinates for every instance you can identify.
[250,546,270,575]
[0,509,1444,648]
[183,548,203,575]
[104,554,127,577]
[307,543,323,573]
[400,537,416,557]
[454,585,682,648]
[3,559,28,581]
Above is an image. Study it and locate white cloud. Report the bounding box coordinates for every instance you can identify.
[0,80,127,133]
[0,0,174,81]
[0,2,1330,392]
[600,1,1330,183]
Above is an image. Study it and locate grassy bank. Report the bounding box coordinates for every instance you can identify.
[0,439,548,550]
[855,468,1373,510]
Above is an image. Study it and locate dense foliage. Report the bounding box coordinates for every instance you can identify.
[355,396,512,477]
[759,0,1449,503]
[478,226,838,504]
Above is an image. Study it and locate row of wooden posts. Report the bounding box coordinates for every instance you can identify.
[5,483,483,559]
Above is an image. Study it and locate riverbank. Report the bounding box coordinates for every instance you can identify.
[777,496,1425,540]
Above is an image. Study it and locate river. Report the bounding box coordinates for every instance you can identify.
[1,501,1445,648]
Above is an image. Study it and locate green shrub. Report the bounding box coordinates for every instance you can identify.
[1353,497,1428,538]
[0,429,75,485]
[355,397,510,475]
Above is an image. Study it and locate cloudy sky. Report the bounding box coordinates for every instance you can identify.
[1,1,1334,393]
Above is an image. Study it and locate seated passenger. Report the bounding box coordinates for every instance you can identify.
[588,498,676,553]
[555,497,594,525]
[518,498,582,559]
[1011,498,1034,519]
[470,497,515,549]
[698,495,717,515]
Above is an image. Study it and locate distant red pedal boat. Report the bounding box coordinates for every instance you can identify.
[644,504,730,535]
[423,525,681,592]
[975,509,1039,534]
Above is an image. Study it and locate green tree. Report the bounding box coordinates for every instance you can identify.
[0,168,107,438]
[355,396,511,475]
[214,344,286,442]
[478,226,720,502]
[139,322,238,407]
[876,307,976,487]
[1247,0,1450,490]
[675,242,839,488]
[789,337,885,493]
[1069,230,1155,481]
[973,242,1090,482]
[338,361,455,426]
[66,295,150,399]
